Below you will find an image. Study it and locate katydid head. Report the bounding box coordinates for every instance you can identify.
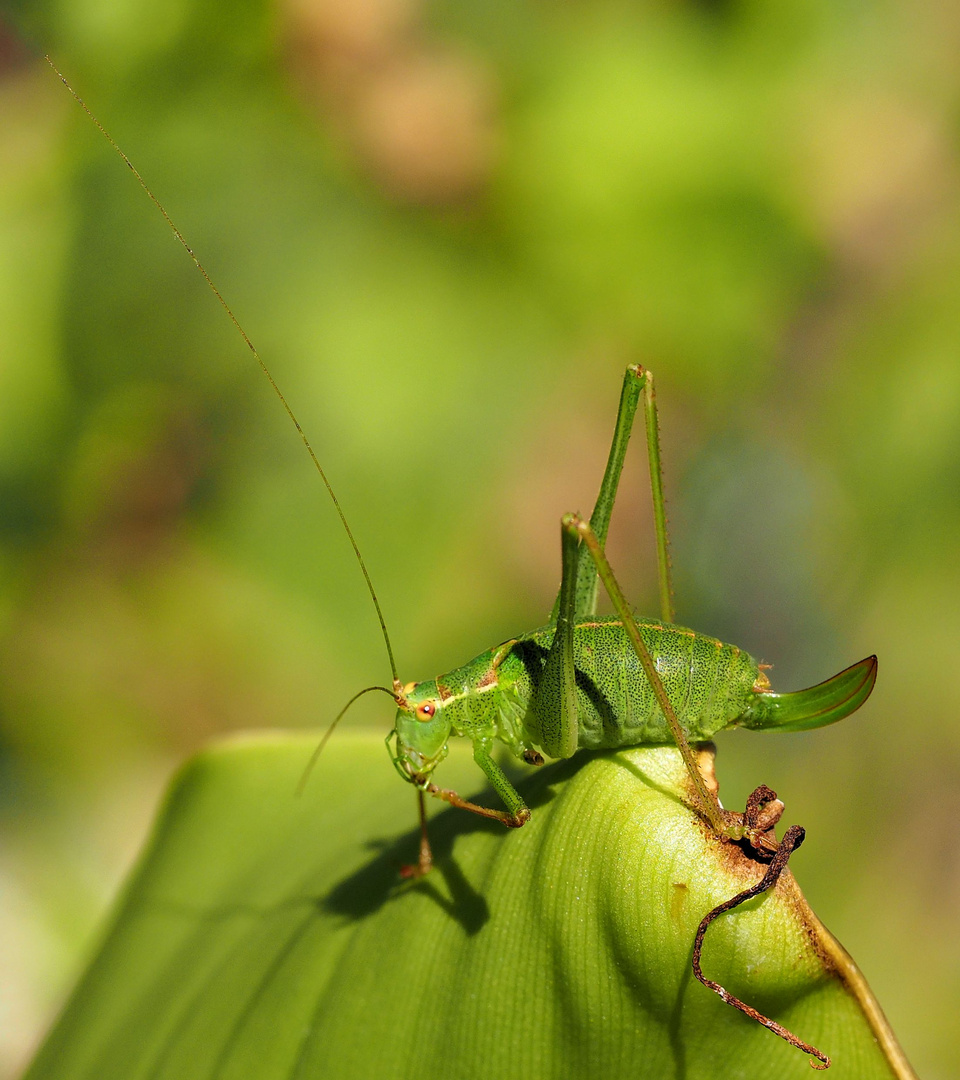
[389,680,452,782]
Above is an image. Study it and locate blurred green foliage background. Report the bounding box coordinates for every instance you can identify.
[0,0,957,1075]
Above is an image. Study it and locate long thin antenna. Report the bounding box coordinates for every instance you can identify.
[47,56,399,685]
[296,685,396,794]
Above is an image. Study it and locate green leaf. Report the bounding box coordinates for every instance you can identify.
[26,734,915,1080]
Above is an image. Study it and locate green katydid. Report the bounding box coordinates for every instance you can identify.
[51,56,878,1071]
[377,364,875,852]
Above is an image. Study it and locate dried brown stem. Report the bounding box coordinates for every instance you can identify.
[692,824,831,1070]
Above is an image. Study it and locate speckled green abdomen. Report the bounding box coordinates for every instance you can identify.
[507,616,762,749]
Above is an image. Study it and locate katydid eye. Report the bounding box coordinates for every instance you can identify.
[416,702,436,721]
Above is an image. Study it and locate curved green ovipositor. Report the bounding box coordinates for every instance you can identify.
[743,656,878,732]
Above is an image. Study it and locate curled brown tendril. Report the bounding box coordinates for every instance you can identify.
[692,823,832,1071]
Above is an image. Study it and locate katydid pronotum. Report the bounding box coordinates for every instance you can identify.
[51,57,878,1070]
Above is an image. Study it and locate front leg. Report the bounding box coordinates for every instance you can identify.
[399,790,435,879]
[423,742,530,828]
